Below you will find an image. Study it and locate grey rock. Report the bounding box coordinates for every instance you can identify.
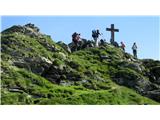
[119,61,143,72]
[146,90,160,101]
[57,41,71,53]
[13,61,31,71]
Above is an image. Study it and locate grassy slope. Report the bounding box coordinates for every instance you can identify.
[1,33,67,61]
[1,63,158,105]
[1,32,159,105]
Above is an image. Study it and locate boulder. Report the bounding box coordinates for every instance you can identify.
[41,57,52,64]
[57,41,71,53]
[112,68,160,102]
[58,52,67,60]
[17,57,53,74]
[13,61,31,71]
[119,61,143,72]
[142,59,160,84]
[113,69,152,93]
[149,66,160,84]
[146,90,160,102]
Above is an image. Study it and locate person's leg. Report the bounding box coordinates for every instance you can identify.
[94,37,99,47]
[77,41,82,50]
[133,50,135,57]
[93,37,96,47]
[135,50,137,58]
[133,50,137,58]
[96,38,99,47]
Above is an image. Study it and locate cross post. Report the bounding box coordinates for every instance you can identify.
[106,24,119,43]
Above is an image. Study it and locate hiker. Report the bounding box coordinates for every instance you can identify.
[92,29,101,47]
[132,42,137,58]
[100,39,105,46]
[120,41,125,51]
[72,32,81,51]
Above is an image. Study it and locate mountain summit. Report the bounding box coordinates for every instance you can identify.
[1,23,160,104]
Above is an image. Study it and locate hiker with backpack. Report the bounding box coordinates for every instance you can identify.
[72,32,81,51]
[92,29,101,47]
[132,42,137,58]
[120,41,125,52]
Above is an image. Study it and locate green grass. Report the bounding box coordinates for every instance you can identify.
[1,30,160,105]
[1,61,159,105]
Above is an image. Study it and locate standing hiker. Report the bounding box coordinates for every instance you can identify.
[132,42,137,58]
[92,29,101,47]
[120,41,125,52]
[72,32,81,51]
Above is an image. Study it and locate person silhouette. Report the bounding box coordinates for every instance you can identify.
[132,42,138,58]
[92,29,101,47]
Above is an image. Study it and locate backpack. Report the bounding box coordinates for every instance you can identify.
[132,44,137,50]
[121,43,125,48]
[92,30,97,38]
[72,32,77,39]
[72,32,80,43]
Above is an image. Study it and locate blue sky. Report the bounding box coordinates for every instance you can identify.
[1,16,160,60]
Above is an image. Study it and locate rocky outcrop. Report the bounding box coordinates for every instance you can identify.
[112,60,160,102]
[2,23,41,38]
[12,57,53,75]
[41,59,83,85]
[68,39,94,52]
[146,90,160,102]
[142,59,160,84]
[57,41,71,53]
[149,66,160,84]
